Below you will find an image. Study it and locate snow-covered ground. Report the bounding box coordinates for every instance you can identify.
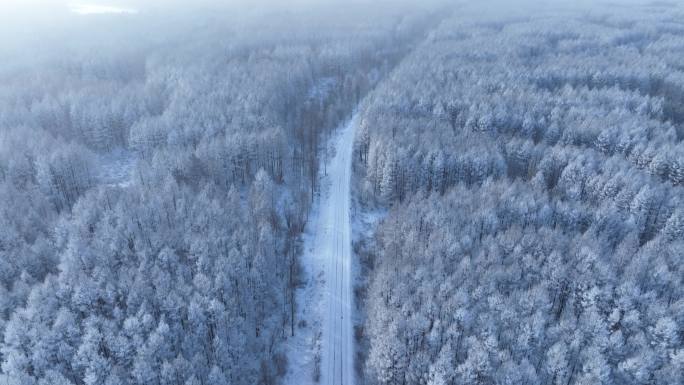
[284,113,358,385]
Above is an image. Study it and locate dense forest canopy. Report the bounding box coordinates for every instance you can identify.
[0,1,682,385]
[0,2,441,384]
[355,1,683,384]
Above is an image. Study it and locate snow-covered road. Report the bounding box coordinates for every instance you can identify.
[284,114,357,385]
[319,114,356,385]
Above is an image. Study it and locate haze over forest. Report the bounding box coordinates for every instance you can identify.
[0,1,682,385]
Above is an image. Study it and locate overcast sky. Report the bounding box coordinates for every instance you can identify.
[0,0,351,14]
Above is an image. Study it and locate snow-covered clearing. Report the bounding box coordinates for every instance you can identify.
[284,113,358,385]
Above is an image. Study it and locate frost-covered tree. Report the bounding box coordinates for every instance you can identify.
[358,2,684,384]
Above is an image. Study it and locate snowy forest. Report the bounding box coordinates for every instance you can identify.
[0,2,438,384]
[0,1,682,385]
[355,2,684,385]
